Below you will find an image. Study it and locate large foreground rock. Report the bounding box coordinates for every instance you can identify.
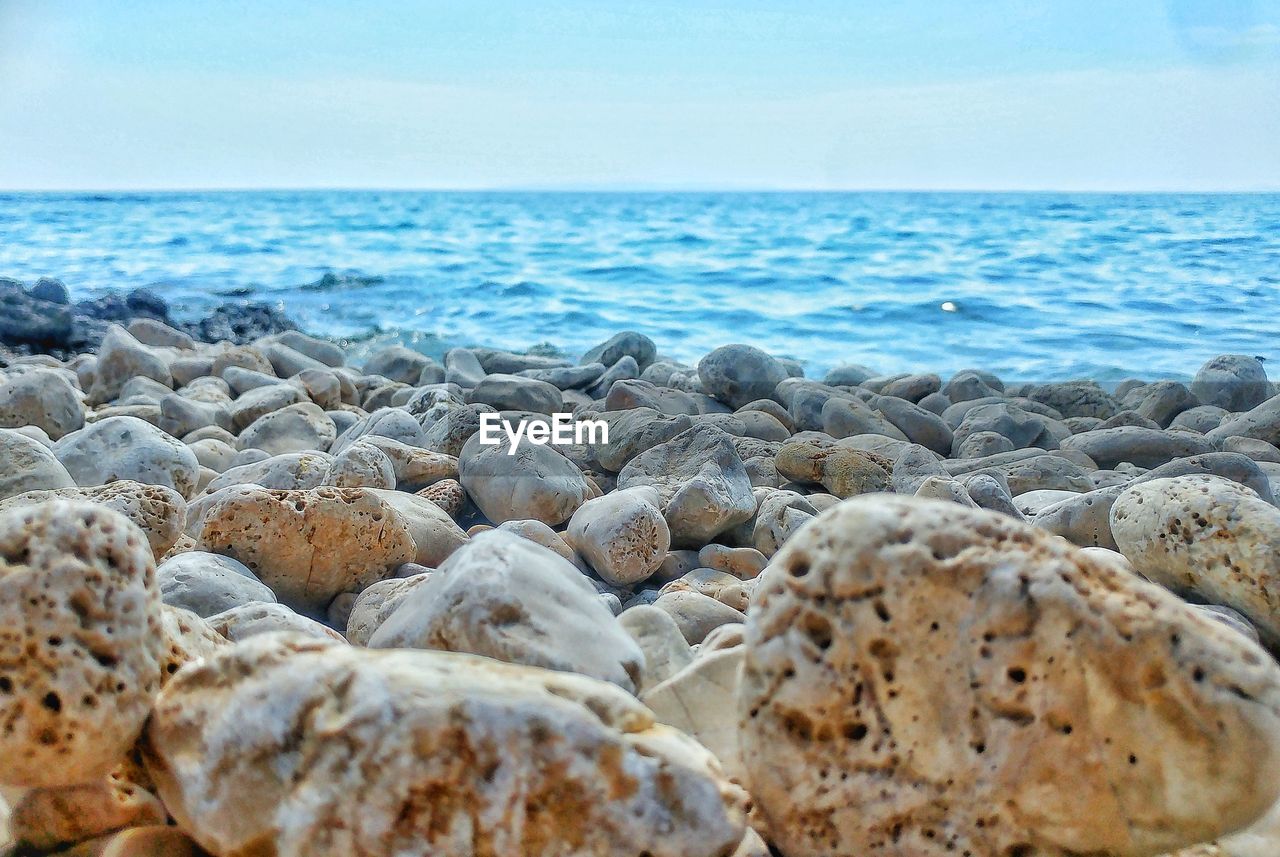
[739,496,1280,857]
[142,634,748,857]
[1111,475,1280,648]
[0,481,186,559]
[0,502,164,788]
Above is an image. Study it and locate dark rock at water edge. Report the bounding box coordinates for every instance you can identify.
[0,276,297,359]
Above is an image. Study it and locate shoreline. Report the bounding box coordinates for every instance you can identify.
[1,283,1280,854]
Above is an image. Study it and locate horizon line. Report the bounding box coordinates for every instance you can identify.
[3,185,1280,195]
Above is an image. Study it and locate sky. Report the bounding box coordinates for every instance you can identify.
[0,0,1278,191]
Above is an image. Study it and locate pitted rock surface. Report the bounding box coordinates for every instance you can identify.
[739,495,1280,857]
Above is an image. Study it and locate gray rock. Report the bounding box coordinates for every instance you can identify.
[369,529,644,691]
[874,395,953,454]
[954,429,1015,459]
[698,344,787,409]
[159,393,232,438]
[1027,380,1120,419]
[951,401,1068,453]
[1132,380,1196,427]
[589,355,641,398]
[88,324,172,404]
[361,345,436,385]
[0,366,84,440]
[881,373,940,403]
[1133,451,1275,504]
[467,373,562,413]
[330,407,427,455]
[1031,484,1126,549]
[581,331,657,371]
[1207,395,1280,447]
[204,451,334,494]
[519,362,606,390]
[443,348,486,388]
[1060,426,1214,470]
[53,416,200,498]
[236,402,337,456]
[618,424,756,547]
[1192,354,1270,412]
[1171,404,1228,433]
[821,395,907,440]
[157,551,277,617]
[822,364,877,386]
[458,430,590,526]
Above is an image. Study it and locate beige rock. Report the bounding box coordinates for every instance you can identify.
[368,488,469,567]
[661,568,754,612]
[157,604,229,686]
[0,428,75,500]
[370,529,643,690]
[416,477,465,517]
[142,635,747,857]
[0,502,164,788]
[202,450,333,494]
[158,533,197,563]
[1111,475,1280,648]
[89,325,172,405]
[698,543,767,579]
[775,441,891,498]
[618,604,695,692]
[740,496,1280,857]
[355,435,457,489]
[751,489,819,557]
[7,767,167,852]
[0,481,187,559]
[643,646,746,784]
[60,825,202,857]
[345,572,433,645]
[567,486,670,586]
[206,601,345,643]
[323,438,396,488]
[654,590,747,645]
[190,485,417,612]
[228,383,304,430]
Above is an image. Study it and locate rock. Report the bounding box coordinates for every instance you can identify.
[915,474,979,506]
[698,344,787,409]
[1028,379,1120,419]
[88,325,171,405]
[1192,355,1270,412]
[237,401,337,456]
[653,590,747,645]
[366,489,469,567]
[143,635,747,857]
[362,345,435,385]
[662,568,754,613]
[874,395,954,454]
[190,485,417,613]
[0,428,75,499]
[1134,452,1274,504]
[775,441,890,498]
[323,439,396,489]
[567,486,670,586]
[618,605,695,692]
[416,477,465,517]
[952,401,1069,453]
[1208,396,1280,447]
[1061,426,1214,470]
[204,450,333,493]
[0,501,164,788]
[0,366,85,439]
[752,489,819,557]
[1131,380,1196,427]
[1111,475,1280,648]
[643,647,746,785]
[970,452,1096,495]
[581,331,657,370]
[370,529,642,690]
[0,279,74,349]
[741,495,1280,857]
[955,429,1016,458]
[961,472,1024,518]
[127,317,194,350]
[443,348,485,387]
[184,300,296,344]
[344,572,433,645]
[271,331,345,367]
[467,373,562,413]
[53,416,200,498]
[329,407,427,455]
[617,425,755,547]
[228,383,304,430]
[458,426,590,525]
[158,393,232,438]
[0,481,186,559]
[205,602,345,643]
[699,544,767,579]
[156,551,276,617]
[1031,484,1126,549]
[7,768,167,852]
[1173,405,1228,434]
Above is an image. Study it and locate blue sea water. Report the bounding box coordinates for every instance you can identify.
[1,190,1278,382]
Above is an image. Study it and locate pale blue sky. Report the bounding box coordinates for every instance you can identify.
[1,0,1278,190]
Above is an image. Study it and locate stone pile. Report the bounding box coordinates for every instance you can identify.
[0,321,1279,856]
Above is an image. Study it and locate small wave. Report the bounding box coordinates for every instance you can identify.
[300,271,386,291]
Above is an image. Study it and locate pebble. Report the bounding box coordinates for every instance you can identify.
[741,495,1280,856]
[156,550,277,616]
[0,428,75,499]
[0,365,85,439]
[698,343,787,409]
[459,429,592,525]
[0,481,186,559]
[566,486,670,586]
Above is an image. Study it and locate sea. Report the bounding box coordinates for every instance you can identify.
[1,190,1278,383]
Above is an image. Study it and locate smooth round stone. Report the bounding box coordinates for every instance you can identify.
[0,366,85,440]
[236,401,337,456]
[697,344,787,410]
[52,416,200,499]
[458,431,591,526]
[567,486,671,586]
[0,429,74,500]
[1192,354,1270,412]
[156,551,277,617]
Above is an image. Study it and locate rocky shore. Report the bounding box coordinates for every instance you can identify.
[2,279,1280,855]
